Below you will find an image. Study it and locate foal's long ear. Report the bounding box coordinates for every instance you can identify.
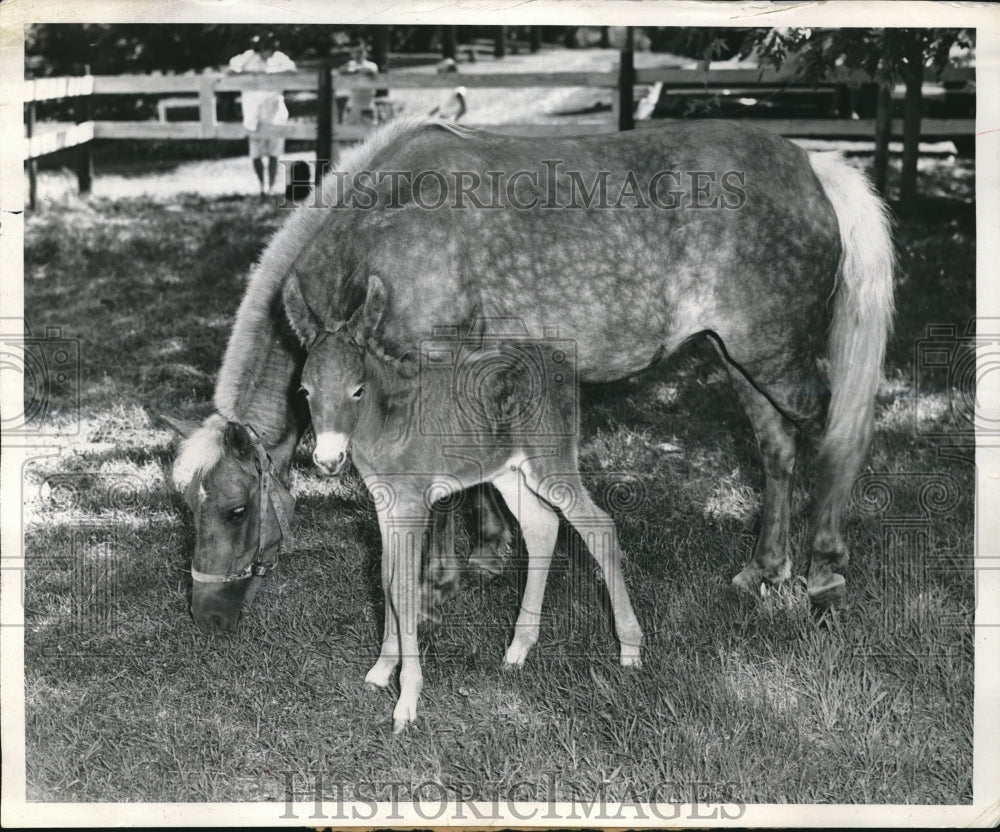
[282,273,322,345]
[347,275,386,344]
[223,421,255,460]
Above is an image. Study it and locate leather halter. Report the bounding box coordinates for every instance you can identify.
[190,424,294,584]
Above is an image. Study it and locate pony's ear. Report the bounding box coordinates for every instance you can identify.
[347,275,386,344]
[282,273,322,345]
[223,421,255,460]
[158,414,201,438]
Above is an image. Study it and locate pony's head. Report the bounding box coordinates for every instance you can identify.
[285,273,387,475]
[170,415,295,632]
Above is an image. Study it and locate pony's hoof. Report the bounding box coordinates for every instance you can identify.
[731,568,765,596]
[807,573,847,609]
[364,682,382,693]
[468,550,504,577]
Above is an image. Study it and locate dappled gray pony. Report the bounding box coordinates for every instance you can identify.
[280,115,893,615]
[173,114,892,645]
[287,274,643,731]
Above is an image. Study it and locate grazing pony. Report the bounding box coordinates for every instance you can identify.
[167,119,512,632]
[286,274,643,731]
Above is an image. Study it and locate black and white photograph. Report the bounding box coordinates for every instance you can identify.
[1,0,997,826]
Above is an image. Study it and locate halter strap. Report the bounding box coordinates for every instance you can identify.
[191,423,294,584]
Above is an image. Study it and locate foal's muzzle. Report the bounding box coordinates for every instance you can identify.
[312,449,347,476]
[313,431,350,476]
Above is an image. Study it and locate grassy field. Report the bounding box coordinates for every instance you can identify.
[20,149,975,806]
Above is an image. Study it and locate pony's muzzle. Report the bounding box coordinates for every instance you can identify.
[190,577,253,633]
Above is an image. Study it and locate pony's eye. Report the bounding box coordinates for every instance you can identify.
[352,385,365,399]
[230,505,248,521]
[299,386,310,398]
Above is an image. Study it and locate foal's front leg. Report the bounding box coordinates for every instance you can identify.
[366,489,427,732]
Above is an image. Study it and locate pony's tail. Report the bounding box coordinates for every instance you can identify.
[808,153,895,551]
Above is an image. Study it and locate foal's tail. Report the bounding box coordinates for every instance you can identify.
[808,153,895,563]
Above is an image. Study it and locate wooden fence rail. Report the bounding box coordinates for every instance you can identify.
[23,58,975,207]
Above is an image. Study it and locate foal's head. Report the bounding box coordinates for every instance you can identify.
[301,330,367,474]
[284,273,387,475]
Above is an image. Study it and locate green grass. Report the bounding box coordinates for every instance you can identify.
[21,159,974,805]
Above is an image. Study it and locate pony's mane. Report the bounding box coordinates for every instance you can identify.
[172,414,227,491]
[214,116,475,429]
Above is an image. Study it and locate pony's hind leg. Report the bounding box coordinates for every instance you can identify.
[723,366,800,594]
[491,468,558,667]
[807,434,869,608]
[529,464,643,667]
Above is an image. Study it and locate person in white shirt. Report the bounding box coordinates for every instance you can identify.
[228,34,297,194]
[338,43,380,125]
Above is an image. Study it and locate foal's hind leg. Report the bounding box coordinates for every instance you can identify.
[527,464,643,667]
[724,366,800,593]
[491,469,558,667]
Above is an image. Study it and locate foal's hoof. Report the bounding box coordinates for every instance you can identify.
[620,650,642,670]
[807,572,847,610]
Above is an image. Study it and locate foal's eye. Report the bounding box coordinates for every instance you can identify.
[230,505,248,521]
[299,386,310,398]
[352,385,365,399]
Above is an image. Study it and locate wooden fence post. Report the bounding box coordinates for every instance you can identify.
[198,73,217,139]
[316,60,334,185]
[74,73,93,195]
[26,99,38,210]
[618,27,635,131]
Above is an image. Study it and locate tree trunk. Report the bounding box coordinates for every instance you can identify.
[873,83,892,196]
[619,27,635,132]
[899,39,924,211]
[372,27,389,73]
[529,26,541,53]
[494,26,506,59]
[442,26,456,61]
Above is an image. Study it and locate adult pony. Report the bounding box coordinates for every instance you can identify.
[281,115,894,612]
[289,275,643,730]
[167,120,510,632]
